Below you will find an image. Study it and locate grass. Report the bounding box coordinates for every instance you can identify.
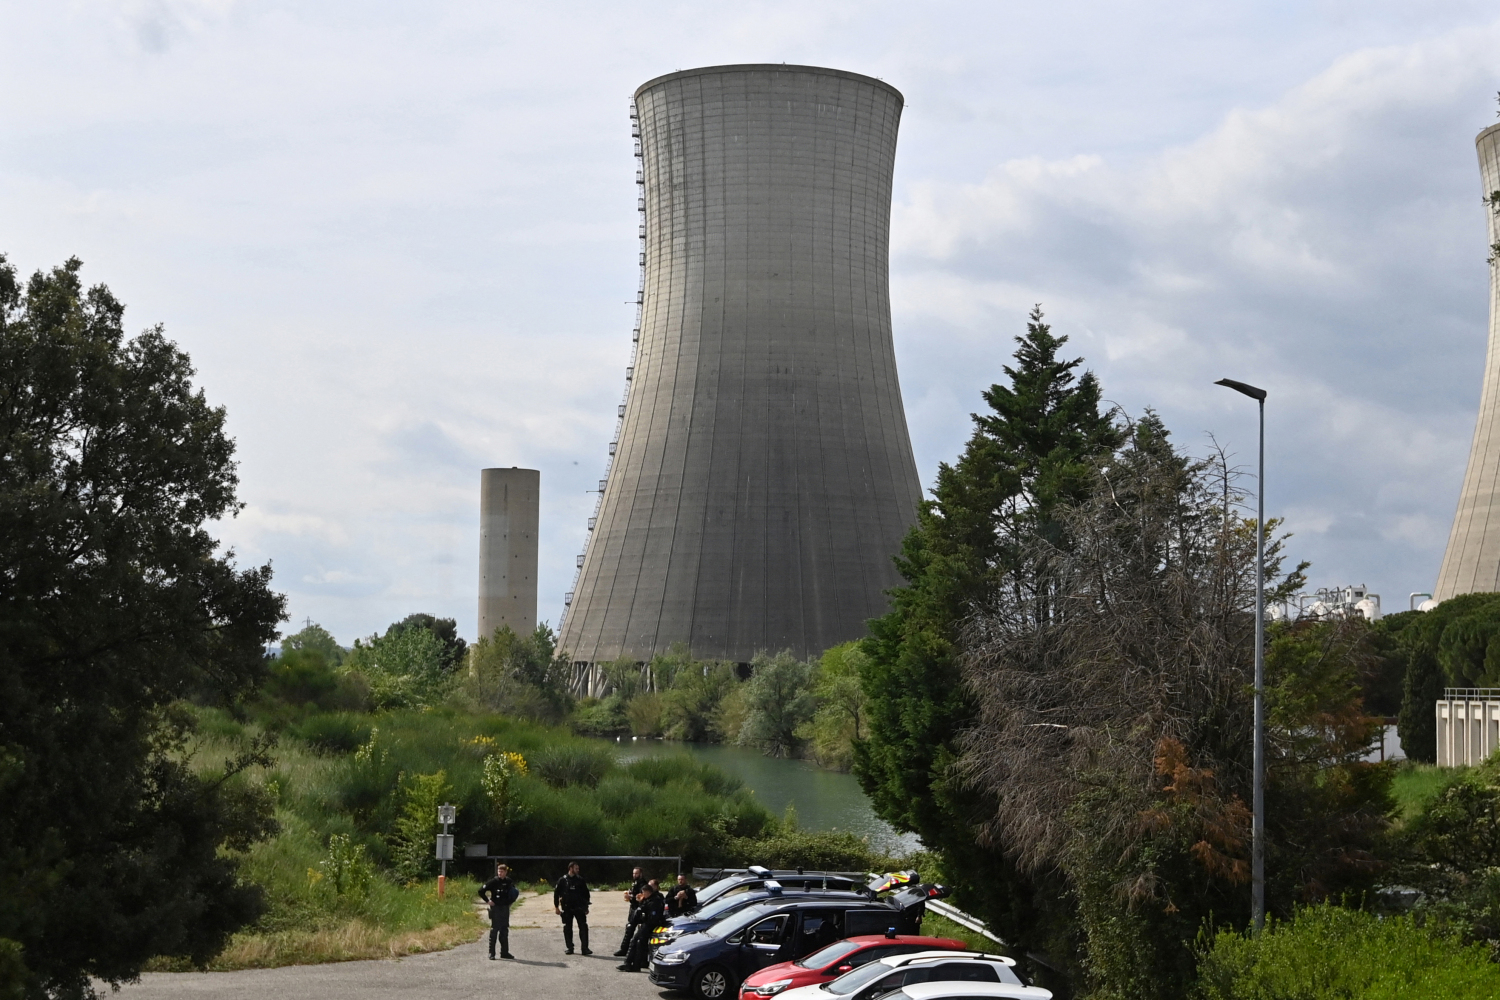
[1390,762,1456,822]
[919,910,1009,955]
[144,877,482,970]
[177,704,916,970]
[173,705,785,970]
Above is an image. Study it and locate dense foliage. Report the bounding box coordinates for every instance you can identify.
[1197,904,1500,999]
[853,309,1122,968]
[1388,593,1500,762]
[957,415,1394,998]
[0,257,285,998]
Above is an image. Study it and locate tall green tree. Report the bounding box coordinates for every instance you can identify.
[0,256,285,998]
[390,613,466,672]
[461,623,573,721]
[739,651,818,758]
[853,308,1121,958]
[1389,593,1500,762]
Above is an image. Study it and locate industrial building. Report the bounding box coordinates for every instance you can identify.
[477,467,539,640]
[1435,123,1500,599]
[557,64,922,670]
[1435,689,1500,767]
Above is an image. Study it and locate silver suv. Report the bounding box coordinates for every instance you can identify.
[778,951,1050,1000]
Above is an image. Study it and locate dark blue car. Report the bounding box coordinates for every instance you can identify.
[652,888,873,950]
[649,884,948,1000]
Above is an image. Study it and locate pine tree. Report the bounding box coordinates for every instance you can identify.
[853,307,1120,960]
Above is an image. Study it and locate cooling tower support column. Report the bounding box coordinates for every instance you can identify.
[478,467,539,640]
[559,64,923,664]
[1436,124,1500,600]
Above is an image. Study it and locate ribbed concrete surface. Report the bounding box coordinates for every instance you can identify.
[1436,123,1500,600]
[559,65,921,663]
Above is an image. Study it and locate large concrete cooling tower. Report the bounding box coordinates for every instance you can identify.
[558,64,922,664]
[1436,123,1500,600]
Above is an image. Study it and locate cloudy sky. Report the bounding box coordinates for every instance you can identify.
[5,0,1500,644]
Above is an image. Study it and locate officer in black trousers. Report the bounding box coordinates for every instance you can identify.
[553,861,592,955]
[619,879,666,972]
[479,862,517,960]
[614,866,648,957]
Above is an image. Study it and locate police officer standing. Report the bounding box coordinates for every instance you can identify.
[666,873,698,918]
[614,866,649,957]
[619,879,666,973]
[553,861,592,955]
[479,862,518,960]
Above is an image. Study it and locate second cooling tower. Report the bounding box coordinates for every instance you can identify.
[1436,123,1500,599]
[558,64,922,664]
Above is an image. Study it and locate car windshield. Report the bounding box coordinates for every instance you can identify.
[696,877,741,904]
[821,962,896,994]
[694,891,769,923]
[710,903,779,939]
[797,940,861,969]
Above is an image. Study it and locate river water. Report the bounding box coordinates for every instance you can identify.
[605,738,920,854]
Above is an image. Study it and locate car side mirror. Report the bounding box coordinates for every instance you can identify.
[835,965,853,973]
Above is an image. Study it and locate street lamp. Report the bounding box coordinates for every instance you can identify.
[1214,376,1267,933]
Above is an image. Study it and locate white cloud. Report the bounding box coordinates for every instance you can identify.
[5,1,1500,640]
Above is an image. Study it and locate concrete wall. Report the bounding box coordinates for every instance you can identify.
[1436,696,1500,766]
[1435,123,1500,598]
[558,65,922,664]
[478,467,539,640]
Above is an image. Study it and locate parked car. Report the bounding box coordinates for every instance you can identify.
[656,873,923,949]
[884,981,1053,1000]
[653,887,875,950]
[776,952,1044,1000]
[693,868,912,911]
[739,935,970,998]
[649,883,949,1000]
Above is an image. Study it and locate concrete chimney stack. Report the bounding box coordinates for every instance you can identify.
[478,467,539,640]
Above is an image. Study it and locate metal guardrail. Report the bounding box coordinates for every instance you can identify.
[1445,688,1500,700]
[925,900,1006,946]
[468,853,683,875]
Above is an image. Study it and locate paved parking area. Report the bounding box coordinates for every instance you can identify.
[117,893,667,1000]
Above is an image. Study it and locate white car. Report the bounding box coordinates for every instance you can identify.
[777,951,1051,1000]
[894,983,1053,1000]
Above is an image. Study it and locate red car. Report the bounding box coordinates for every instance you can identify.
[739,935,969,999]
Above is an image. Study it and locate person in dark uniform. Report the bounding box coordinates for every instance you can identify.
[479,862,518,960]
[614,866,648,956]
[619,879,666,972]
[553,861,592,955]
[666,874,698,917]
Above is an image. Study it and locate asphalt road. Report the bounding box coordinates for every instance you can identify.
[117,892,670,1000]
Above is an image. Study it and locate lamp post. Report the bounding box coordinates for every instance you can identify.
[1214,377,1267,933]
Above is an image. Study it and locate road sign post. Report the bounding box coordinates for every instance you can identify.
[436,803,456,898]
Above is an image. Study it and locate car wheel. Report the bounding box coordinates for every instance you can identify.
[691,965,733,1000]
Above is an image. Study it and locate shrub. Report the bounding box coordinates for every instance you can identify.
[627,691,665,736]
[661,661,742,742]
[388,771,452,883]
[738,651,817,757]
[530,743,613,788]
[288,712,372,754]
[724,829,899,874]
[571,696,629,736]
[1196,903,1500,999]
